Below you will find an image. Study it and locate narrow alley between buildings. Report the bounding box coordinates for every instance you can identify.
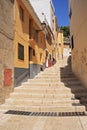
[1,0,87,130]
[0,55,87,130]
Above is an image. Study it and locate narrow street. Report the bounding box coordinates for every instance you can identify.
[0,56,87,130]
[1,0,87,130]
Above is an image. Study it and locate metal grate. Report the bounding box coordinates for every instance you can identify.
[5,110,86,117]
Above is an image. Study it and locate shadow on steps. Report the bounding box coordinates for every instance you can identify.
[60,56,87,111]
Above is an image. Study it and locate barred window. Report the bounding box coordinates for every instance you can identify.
[10,0,14,3]
[71,35,74,49]
[18,43,24,60]
[20,6,24,21]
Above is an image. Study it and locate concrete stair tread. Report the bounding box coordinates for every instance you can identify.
[10,92,74,97]
[35,76,78,81]
[16,87,83,92]
[1,58,87,113]
[15,86,71,90]
[10,93,74,100]
[3,103,81,107]
[0,104,85,112]
[14,88,72,93]
[6,98,80,103]
[22,82,82,87]
[75,92,87,96]
[16,85,84,90]
[4,100,81,106]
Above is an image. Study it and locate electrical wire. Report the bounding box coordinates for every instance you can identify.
[0,28,14,40]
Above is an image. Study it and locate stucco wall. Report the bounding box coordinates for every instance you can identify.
[14,0,47,85]
[29,0,55,33]
[70,0,87,87]
[0,0,14,103]
[58,32,64,59]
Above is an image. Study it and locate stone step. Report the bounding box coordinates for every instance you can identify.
[36,71,74,74]
[10,93,75,99]
[70,88,87,93]
[22,82,64,87]
[80,96,87,103]
[1,59,86,114]
[27,80,80,85]
[21,83,84,92]
[19,83,83,89]
[29,79,59,82]
[59,82,81,86]
[5,98,80,106]
[28,78,78,82]
[22,81,81,87]
[75,92,87,98]
[57,75,77,78]
[15,87,84,95]
[36,75,59,78]
[0,104,85,112]
[39,72,73,76]
[14,88,73,94]
[35,76,80,81]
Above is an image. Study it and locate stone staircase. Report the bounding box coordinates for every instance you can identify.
[0,58,87,113]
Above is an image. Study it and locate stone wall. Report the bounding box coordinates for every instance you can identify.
[69,0,87,88]
[0,0,14,104]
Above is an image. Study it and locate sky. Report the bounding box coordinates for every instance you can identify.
[52,0,69,27]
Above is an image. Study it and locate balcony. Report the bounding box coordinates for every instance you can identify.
[29,35,38,48]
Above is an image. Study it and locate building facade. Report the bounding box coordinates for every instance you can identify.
[0,0,58,92]
[14,0,48,86]
[58,30,64,60]
[0,0,14,103]
[29,0,55,33]
[54,16,58,62]
[69,0,87,87]
[30,0,58,63]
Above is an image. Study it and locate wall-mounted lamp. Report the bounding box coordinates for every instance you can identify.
[36,22,46,33]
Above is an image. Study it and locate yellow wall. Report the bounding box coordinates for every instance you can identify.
[58,31,64,57]
[14,0,47,68]
[46,41,52,56]
[70,0,87,87]
[14,0,29,68]
[14,0,53,70]
[33,32,46,65]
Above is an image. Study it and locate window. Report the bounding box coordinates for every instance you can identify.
[29,19,32,39]
[59,43,61,46]
[20,6,24,21]
[29,46,32,61]
[71,35,74,49]
[32,27,38,42]
[52,19,54,23]
[49,54,51,60]
[10,0,14,3]
[69,8,72,19]
[29,23,38,42]
[46,33,51,44]
[18,43,24,60]
[34,30,38,42]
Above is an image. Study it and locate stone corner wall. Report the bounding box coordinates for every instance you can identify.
[0,0,14,104]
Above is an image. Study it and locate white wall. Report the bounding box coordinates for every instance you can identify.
[29,0,55,31]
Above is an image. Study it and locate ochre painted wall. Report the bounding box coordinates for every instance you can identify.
[58,32,64,59]
[14,0,47,68]
[70,0,87,87]
[14,0,29,68]
[14,0,53,72]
